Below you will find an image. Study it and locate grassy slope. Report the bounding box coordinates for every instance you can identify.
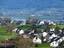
[0,26,16,41]
[57,24,64,29]
[35,43,50,48]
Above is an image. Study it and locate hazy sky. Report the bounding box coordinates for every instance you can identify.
[0,0,64,9]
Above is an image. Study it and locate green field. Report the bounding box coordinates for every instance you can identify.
[35,43,50,48]
[57,24,64,29]
[0,26,16,41]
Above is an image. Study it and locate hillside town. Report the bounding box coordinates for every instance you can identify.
[0,16,64,48]
[1,0,64,48]
[13,16,64,48]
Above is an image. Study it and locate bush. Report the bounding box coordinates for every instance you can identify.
[15,36,33,48]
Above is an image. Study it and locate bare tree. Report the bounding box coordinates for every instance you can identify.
[15,36,33,48]
[5,23,16,32]
[26,16,39,25]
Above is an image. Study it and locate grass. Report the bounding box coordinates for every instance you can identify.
[0,26,16,41]
[0,32,16,41]
[17,24,32,30]
[57,24,64,29]
[35,43,50,48]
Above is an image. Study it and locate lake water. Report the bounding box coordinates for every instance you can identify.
[11,15,64,22]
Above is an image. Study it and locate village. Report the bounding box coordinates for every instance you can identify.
[0,0,64,48]
[0,16,64,48]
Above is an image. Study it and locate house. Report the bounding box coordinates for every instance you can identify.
[0,17,11,25]
[32,36,42,44]
[50,36,64,48]
[12,28,24,35]
[57,31,64,37]
[22,34,30,38]
[16,20,26,25]
[43,38,47,42]
[19,30,24,35]
[50,41,59,48]
[39,21,44,25]
[50,33,57,38]
[28,30,34,35]
[50,38,63,48]
[39,20,56,25]
[50,28,55,32]
[42,32,48,37]
[20,19,26,25]
[62,37,64,41]
[49,36,60,47]
[48,33,57,42]
[57,38,63,43]
[48,21,56,25]
[12,28,18,32]
[48,30,64,48]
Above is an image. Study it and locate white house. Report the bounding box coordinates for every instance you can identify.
[62,37,64,40]
[12,28,18,32]
[39,21,44,25]
[50,41,59,47]
[20,19,26,25]
[42,32,48,37]
[28,30,34,35]
[19,30,24,35]
[59,30,62,32]
[57,38,63,43]
[50,28,55,32]
[23,34,30,38]
[43,38,47,42]
[33,37,42,44]
[49,33,57,40]
[48,21,56,25]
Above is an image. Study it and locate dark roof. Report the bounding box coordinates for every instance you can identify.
[50,37,57,43]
